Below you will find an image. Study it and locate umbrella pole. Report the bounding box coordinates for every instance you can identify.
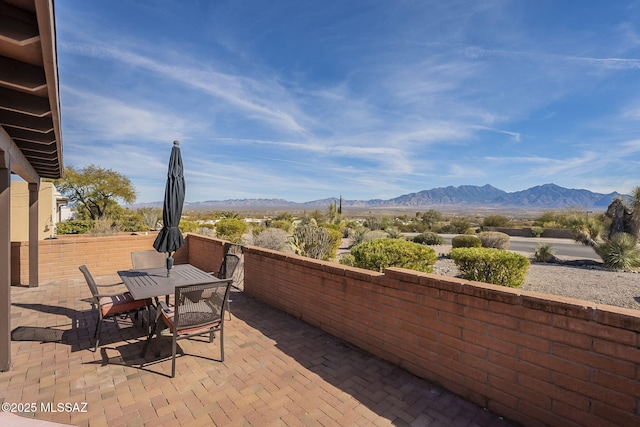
[166,252,174,277]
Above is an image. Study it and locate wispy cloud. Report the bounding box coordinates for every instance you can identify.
[55,1,640,202]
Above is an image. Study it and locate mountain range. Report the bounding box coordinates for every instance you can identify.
[131,183,623,211]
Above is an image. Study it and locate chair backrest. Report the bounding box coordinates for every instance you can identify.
[174,279,233,331]
[79,265,99,303]
[219,253,241,279]
[131,250,167,269]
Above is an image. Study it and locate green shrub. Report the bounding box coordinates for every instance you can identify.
[413,232,445,245]
[384,226,404,239]
[478,231,510,250]
[531,226,544,238]
[533,243,557,263]
[362,230,388,242]
[215,218,248,243]
[482,215,511,227]
[288,224,341,260]
[450,247,530,288]
[345,238,437,273]
[595,233,640,271]
[56,220,94,235]
[269,220,293,233]
[451,234,482,248]
[178,220,201,234]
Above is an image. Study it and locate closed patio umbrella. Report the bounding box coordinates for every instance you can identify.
[153,140,185,276]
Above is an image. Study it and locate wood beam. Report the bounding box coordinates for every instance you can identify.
[0,2,39,46]
[0,86,51,117]
[4,128,55,143]
[0,55,46,92]
[0,110,53,133]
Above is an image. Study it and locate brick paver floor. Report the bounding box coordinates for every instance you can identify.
[1,277,518,426]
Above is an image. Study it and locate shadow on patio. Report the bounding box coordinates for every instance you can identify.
[1,278,517,426]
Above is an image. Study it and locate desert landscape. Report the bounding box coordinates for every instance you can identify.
[431,245,640,311]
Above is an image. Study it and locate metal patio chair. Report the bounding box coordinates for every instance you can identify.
[210,253,241,320]
[141,278,233,377]
[79,265,152,351]
[131,250,167,269]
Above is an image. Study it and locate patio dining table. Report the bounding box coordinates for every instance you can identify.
[118,263,224,301]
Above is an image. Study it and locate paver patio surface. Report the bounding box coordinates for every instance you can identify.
[1,277,518,426]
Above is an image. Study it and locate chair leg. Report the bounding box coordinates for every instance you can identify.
[171,333,178,378]
[141,311,160,357]
[220,328,224,362]
[94,317,103,352]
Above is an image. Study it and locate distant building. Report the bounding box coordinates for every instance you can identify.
[10,181,69,241]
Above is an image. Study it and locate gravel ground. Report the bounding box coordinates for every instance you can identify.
[430,245,640,311]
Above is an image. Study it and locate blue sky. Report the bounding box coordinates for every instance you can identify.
[55,1,640,203]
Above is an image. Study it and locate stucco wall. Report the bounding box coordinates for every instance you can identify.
[10,181,57,241]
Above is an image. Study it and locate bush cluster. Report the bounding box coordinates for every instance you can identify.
[478,231,510,250]
[450,247,530,288]
[412,232,445,245]
[343,238,437,273]
[451,234,482,248]
[56,220,94,234]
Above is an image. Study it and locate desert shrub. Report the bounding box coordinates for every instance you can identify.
[253,228,289,251]
[482,215,511,227]
[533,243,557,263]
[178,220,201,234]
[413,232,445,245]
[269,220,293,233]
[478,231,510,250]
[384,226,404,239]
[450,247,530,288]
[288,224,341,260]
[339,253,356,267]
[448,217,472,234]
[451,234,482,248]
[347,227,369,246]
[115,214,147,232]
[215,218,248,243]
[362,230,389,242]
[595,233,640,271]
[138,207,160,230]
[89,218,119,236]
[56,220,94,235]
[531,226,544,237]
[345,238,437,273]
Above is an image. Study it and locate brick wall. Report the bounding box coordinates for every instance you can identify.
[242,244,640,427]
[10,232,189,285]
[13,234,640,425]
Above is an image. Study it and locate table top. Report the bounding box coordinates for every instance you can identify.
[118,264,224,300]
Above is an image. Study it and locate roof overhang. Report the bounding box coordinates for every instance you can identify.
[0,0,63,181]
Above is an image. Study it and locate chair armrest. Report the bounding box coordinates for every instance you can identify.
[157,300,172,313]
[95,282,125,287]
[95,292,130,298]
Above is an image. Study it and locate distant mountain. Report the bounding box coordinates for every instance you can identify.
[128,183,623,211]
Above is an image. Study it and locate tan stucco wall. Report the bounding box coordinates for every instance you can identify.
[10,181,56,241]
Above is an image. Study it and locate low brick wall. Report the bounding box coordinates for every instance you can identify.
[10,232,188,285]
[242,244,640,427]
[12,234,640,425]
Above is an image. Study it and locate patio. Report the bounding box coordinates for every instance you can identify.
[1,275,517,426]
